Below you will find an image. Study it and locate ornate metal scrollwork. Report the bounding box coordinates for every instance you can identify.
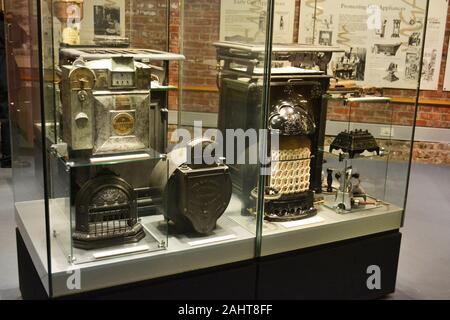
[269,90,316,136]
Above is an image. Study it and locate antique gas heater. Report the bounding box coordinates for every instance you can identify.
[58,47,184,159]
[150,138,233,235]
[56,47,184,249]
[215,42,341,221]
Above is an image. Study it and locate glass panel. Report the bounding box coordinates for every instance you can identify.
[259,0,428,256]
[14,0,429,296]
[40,0,176,296]
[384,98,417,207]
[323,98,394,211]
[173,0,272,267]
[47,148,72,267]
[5,0,50,294]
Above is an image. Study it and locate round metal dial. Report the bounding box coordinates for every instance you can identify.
[112,113,135,136]
[69,66,96,90]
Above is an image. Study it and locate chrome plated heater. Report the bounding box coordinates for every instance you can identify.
[58,48,184,159]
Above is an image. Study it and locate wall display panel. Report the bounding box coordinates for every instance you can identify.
[444,42,450,91]
[220,0,296,43]
[299,0,447,90]
[419,0,448,90]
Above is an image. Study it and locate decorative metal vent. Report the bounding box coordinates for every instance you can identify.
[259,136,316,222]
[73,175,145,250]
[268,94,316,136]
[87,187,133,237]
[270,141,311,195]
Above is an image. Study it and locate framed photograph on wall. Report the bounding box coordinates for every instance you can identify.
[93,5,121,36]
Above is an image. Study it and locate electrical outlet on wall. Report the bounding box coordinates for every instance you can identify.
[380,127,393,137]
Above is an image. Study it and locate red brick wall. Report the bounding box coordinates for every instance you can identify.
[327,100,450,130]
[327,101,415,125]
[177,0,221,113]
[168,0,181,110]
[416,106,450,128]
[127,0,169,50]
[127,0,219,112]
[126,0,180,108]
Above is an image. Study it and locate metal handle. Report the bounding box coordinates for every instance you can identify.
[229,49,253,58]
[326,168,334,193]
[7,23,13,45]
[287,79,304,83]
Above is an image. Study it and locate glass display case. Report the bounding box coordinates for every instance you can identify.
[6,0,429,298]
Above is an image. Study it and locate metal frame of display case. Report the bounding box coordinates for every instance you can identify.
[8,0,429,299]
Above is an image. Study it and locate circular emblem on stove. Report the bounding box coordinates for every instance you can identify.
[112,113,134,136]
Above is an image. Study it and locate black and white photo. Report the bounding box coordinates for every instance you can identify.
[384,62,399,82]
[94,5,121,36]
[375,19,387,38]
[319,31,333,46]
[391,19,401,38]
[408,32,421,46]
[332,47,366,81]
[422,49,438,81]
[405,52,419,80]
[372,43,401,56]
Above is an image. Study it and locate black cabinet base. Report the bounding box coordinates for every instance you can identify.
[16,228,257,300]
[257,231,402,300]
[16,228,401,300]
[16,228,49,300]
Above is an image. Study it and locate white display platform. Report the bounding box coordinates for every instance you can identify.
[228,195,403,256]
[15,193,403,297]
[15,197,255,297]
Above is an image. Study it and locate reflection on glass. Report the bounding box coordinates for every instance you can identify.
[5,0,50,294]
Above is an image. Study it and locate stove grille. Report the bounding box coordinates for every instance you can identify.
[270,146,311,194]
